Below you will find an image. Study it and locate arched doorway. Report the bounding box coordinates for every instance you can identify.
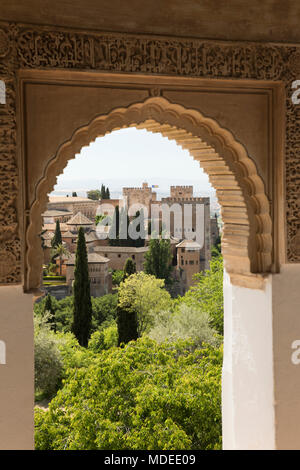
[26,96,272,292]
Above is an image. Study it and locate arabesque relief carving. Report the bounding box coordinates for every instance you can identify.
[0,21,299,285]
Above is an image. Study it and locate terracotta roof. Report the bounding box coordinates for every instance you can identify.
[94,245,148,253]
[48,196,98,203]
[85,231,99,242]
[66,252,109,265]
[62,231,76,238]
[43,223,68,232]
[176,239,202,249]
[42,209,73,217]
[41,231,54,240]
[66,212,93,226]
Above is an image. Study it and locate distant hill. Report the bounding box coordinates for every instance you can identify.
[51,176,220,215]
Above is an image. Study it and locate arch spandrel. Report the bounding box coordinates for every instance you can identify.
[26,97,272,291]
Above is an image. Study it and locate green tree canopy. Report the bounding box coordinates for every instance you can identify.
[34,293,118,333]
[116,304,138,346]
[35,338,222,450]
[95,214,112,226]
[87,189,101,200]
[148,303,220,348]
[117,272,172,335]
[123,258,136,280]
[144,238,173,284]
[175,255,224,335]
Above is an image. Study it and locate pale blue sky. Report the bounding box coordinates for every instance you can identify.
[54,128,213,197]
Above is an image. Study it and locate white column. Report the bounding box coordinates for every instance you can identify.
[272,264,300,449]
[0,286,34,449]
[222,270,275,449]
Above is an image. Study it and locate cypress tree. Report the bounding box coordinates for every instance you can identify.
[123,257,136,280]
[108,205,120,245]
[101,184,106,199]
[144,238,173,283]
[51,220,62,248]
[133,209,145,247]
[71,227,92,347]
[44,293,56,332]
[105,187,110,199]
[116,305,138,346]
[118,207,129,246]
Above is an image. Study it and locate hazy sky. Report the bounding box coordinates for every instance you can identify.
[55,128,213,195]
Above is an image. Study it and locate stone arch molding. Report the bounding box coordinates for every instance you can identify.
[26,96,272,291]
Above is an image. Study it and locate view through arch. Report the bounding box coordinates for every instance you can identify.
[34,117,225,450]
[26,97,272,292]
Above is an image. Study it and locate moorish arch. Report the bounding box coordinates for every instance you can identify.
[26,96,272,291]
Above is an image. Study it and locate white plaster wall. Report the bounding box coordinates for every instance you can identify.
[272,264,300,449]
[222,270,275,449]
[0,286,34,449]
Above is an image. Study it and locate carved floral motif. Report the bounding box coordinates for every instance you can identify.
[0,30,9,58]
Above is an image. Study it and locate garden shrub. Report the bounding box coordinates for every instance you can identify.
[34,316,63,399]
[35,337,222,450]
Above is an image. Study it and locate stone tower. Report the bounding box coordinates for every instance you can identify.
[176,239,202,294]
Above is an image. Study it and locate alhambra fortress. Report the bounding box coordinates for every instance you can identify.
[41,183,220,297]
[2,0,300,450]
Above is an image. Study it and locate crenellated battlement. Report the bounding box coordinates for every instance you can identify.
[162,196,209,203]
[170,185,194,198]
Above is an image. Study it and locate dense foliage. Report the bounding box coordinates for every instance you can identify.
[88,325,118,352]
[111,269,124,287]
[35,338,222,450]
[34,293,118,333]
[175,256,224,335]
[87,189,101,200]
[34,315,63,399]
[144,238,173,283]
[100,184,110,200]
[148,304,221,348]
[87,185,111,201]
[123,258,136,280]
[117,304,139,346]
[117,272,172,335]
[34,254,224,450]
